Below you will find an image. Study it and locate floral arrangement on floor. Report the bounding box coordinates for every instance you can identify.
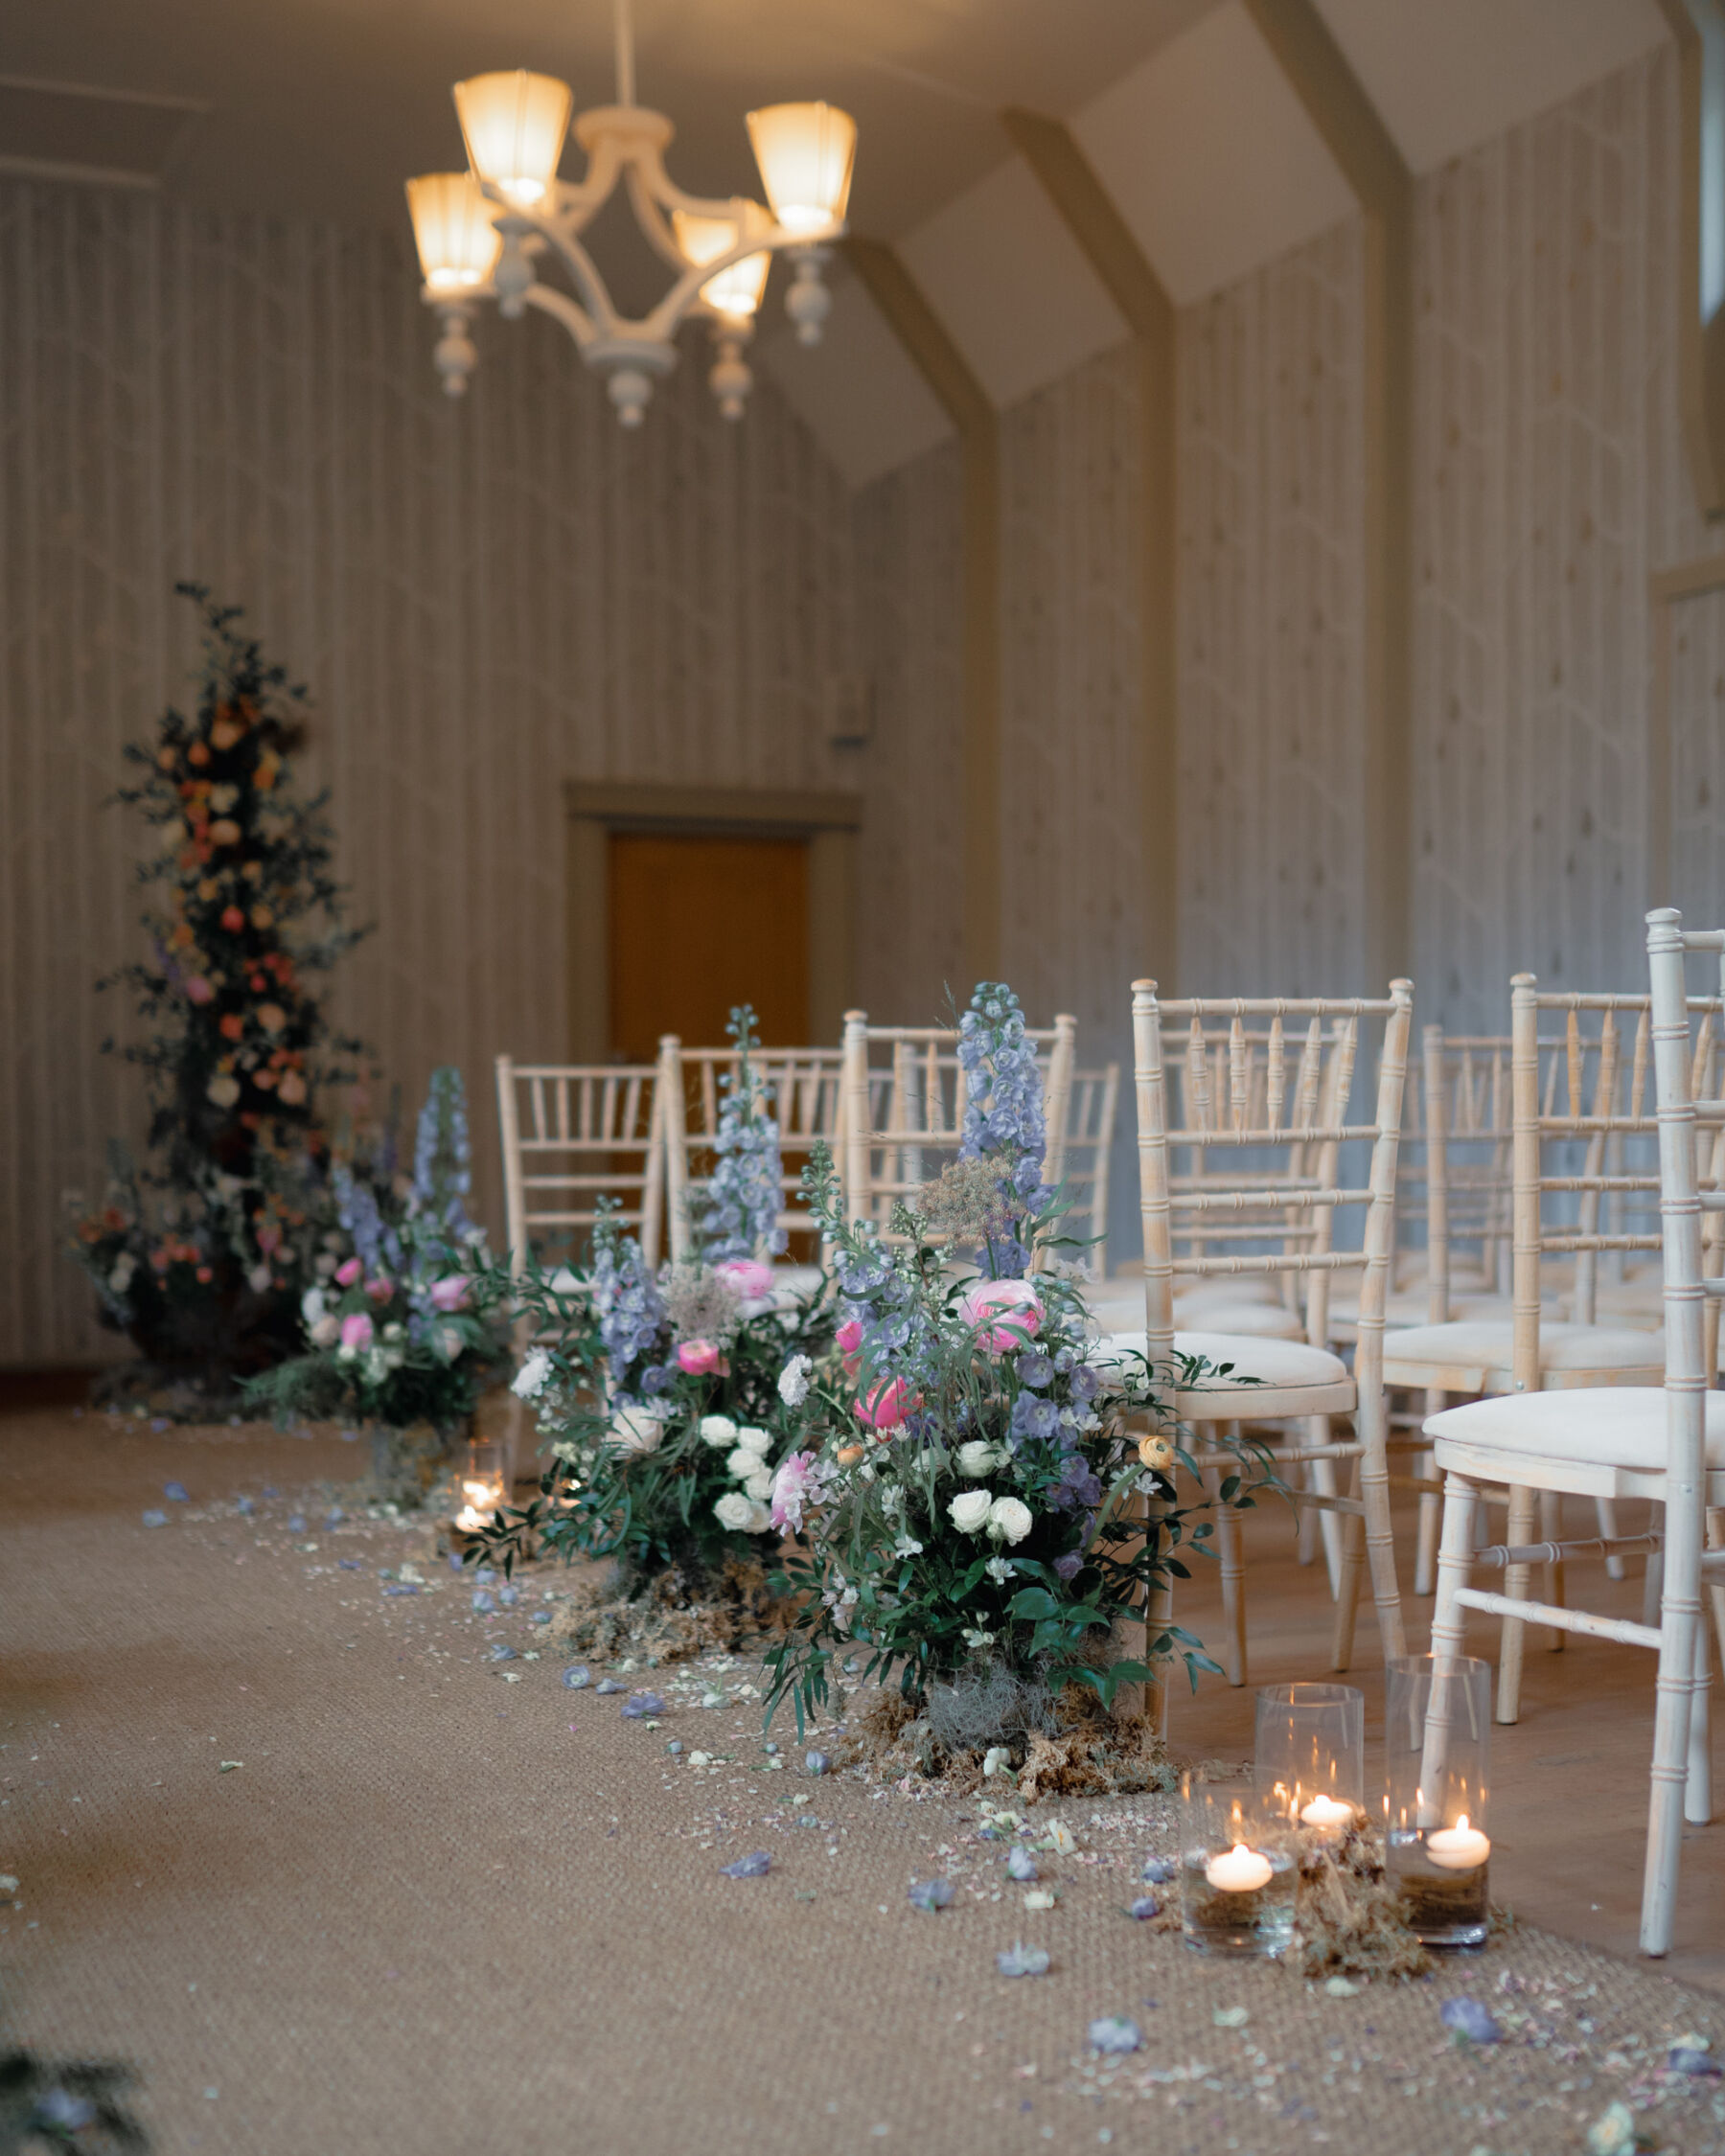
[245,1068,511,1486]
[64,585,367,1398]
[758,981,1267,1750]
[473,1007,835,1590]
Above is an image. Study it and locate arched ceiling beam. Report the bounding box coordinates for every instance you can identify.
[844,235,1000,985]
[1001,107,1179,991]
[1658,0,1725,518]
[1242,0,1414,992]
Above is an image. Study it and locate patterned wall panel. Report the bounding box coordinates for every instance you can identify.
[1410,42,1710,1032]
[0,180,855,1366]
[1667,585,1725,919]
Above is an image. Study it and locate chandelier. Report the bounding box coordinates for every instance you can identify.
[404,0,857,425]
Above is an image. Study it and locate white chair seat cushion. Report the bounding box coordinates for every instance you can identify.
[1095,1329,1353,1419]
[1169,1298,1305,1340]
[1175,1277,1281,1308]
[1427,1387,1725,1470]
[1381,1319,1663,1383]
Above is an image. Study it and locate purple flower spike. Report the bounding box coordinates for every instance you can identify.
[1140,1855,1176,1885]
[594,1678,626,1695]
[720,1851,771,1878]
[1441,1997,1502,2044]
[908,1878,954,1913]
[1006,1846,1038,1882]
[1129,1895,1160,1920]
[562,1664,591,1689]
[1088,2016,1142,2055]
[621,1691,666,1718]
[996,1942,1050,1979]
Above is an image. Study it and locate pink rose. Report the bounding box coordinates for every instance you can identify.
[836,1318,864,1379]
[428,1274,471,1313]
[334,1256,362,1287]
[854,1378,913,1433]
[339,1312,374,1351]
[715,1258,774,1301]
[185,976,213,1005]
[677,1338,724,1376]
[770,1449,830,1535]
[958,1277,1043,1354]
[365,1275,394,1304]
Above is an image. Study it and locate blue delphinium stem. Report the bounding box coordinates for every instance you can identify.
[696,1005,787,1263]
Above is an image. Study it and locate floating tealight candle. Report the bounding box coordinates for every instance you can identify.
[1425,1815,1491,1871]
[1299,1794,1355,1831]
[1205,1843,1274,1893]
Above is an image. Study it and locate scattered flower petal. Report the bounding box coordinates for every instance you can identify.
[720,1851,771,1878]
[561,1665,591,1689]
[908,1879,954,1913]
[1088,2017,1142,2056]
[1140,1856,1175,1885]
[1006,1847,1038,1882]
[1128,1896,1159,1920]
[141,1510,167,1528]
[1213,2007,1249,2028]
[472,1591,496,1613]
[489,1642,518,1662]
[382,1584,419,1597]
[1023,1889,1057,1911]
[595,1678,626,1695]
[1668,2044,1720,2077]
[1584,2101,1640,2156]
[621,1691,666,1718]
[1323,1977,1362,1998]
[1440,1997,1502,2045]
[805,1750,831,1776]
[996,1942,1050,1979]
[163,1481,189,1502]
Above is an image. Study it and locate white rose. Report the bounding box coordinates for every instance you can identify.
[512,1349,552,1400]
[309,1314,341,1348]
[700,1414,738,1448]
[987,1496,1033,1546]
[725,1446,758,1479]
[956,1440,1003,1478]
[744,1500,773,1534]
[744,1468,773,1502]
[777,1354,813,1407]
[610,1406,667,1456]
[440,1325,464,1360]
[301,1287,326,1325]
[733,1425,771,1456]
[949,1489,994,1535]
[109,1257,135,1293]
[713,1491,754,1530]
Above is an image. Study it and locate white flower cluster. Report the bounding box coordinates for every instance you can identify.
[301,1285,340,1349]
[777,1354,814,1408]
[705,1416,774,1533]
[947,1489,1033,1544]
[512,1348,553,1400]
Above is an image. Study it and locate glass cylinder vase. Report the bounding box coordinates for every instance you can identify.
[1254,1681,1365,1834]
[1179,1769,1298,1957]
[451,1436,508,1537]
[1384,1653,1491,1947]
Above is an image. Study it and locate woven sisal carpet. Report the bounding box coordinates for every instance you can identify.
[3,1408,1723,2155]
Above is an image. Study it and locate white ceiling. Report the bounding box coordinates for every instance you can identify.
[0,0,1680,486]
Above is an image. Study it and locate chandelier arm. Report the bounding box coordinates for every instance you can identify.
[636,225,840,342]
[520,282,599,351]
[623,134,754,224]
[518,128,629,229]
[623,163,696,276]
[497,209,625,340]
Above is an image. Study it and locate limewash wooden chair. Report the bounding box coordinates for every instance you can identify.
[838,1013,1078,1265]
[658,1038,846,1265]
[1062,1064,1121,1273]
[1110,980,1415,1718]
[1422,907,1724,1957]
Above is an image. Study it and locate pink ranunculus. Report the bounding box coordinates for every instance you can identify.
[334,1256,363,1288]
[958,1276,1043,1354]
[836,1318,864,1379]
[770,1449,823,1535]
[854,1378,913,1434]
[715,1257,775,1301]
[184,976,214,1005]
[677,1338,724,1376]
[428,1274,470,1313]
[339,1312,374,1351]
[365,1274,394,1304]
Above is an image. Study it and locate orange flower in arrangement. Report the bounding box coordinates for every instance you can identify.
[248,973,266,992]
[220,905,245,932]
[210,709,243,751]
[258,1002,286,1033]
[156,746,177,772]
[254,752,279,792]
[251,904,274,929]
[197,879,218,901]
[277,1069,307,1106]
[209,819,241,846]
[169,922,195,949]
[252,1068,277,1091]
[218,1013,244,1042]
[188,741,210,768]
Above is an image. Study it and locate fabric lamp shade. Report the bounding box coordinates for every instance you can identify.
[454,69,573,207]
[404,173,504,292]
[672,207,771,318]
[745,103,855,235]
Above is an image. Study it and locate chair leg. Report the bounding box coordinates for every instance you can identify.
[1496,1482,1536,1725]
[1643,1581,1702,1957]
[1413,1388,1444,1596]
[1418,1470,1479,1808]
[1708,1506,1725,1677]
[1538,1488,1567,1653]
[1204,1435,1248,1687]
[1598,1496,1627,1582]
[1356,1381,1407,1663]
[1303,1413,1344,1594]
[1142,1492,1174,1744]
[1687,1612,1714,1827]
[1329,1466,1366,1673]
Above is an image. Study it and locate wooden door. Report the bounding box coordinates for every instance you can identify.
[608,832,810,1059]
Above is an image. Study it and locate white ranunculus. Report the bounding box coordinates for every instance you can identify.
[986,1496,1034,1546]
[301,1286,326,1325]
[955,1439,1002,1478]
[713,1491,754,1530]
[512,1349,552,1400]
[309,1314,341,1348]
[610,1406,667,1456]
[699,1414,738,1448]
[733,1424,771,1456]
[744,1500,773,1534]
[743,1468,774,1503]
[949,1488,994,1535]
[777,1354,813,1407]
[724,1445,760,1479]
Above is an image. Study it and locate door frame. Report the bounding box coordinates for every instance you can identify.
[565,781,862,1061]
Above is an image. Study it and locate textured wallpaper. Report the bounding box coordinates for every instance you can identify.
[0,182,856,1365]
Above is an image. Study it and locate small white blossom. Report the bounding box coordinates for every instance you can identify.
[878,1481,905,1517]
[699,1414,738,1448]
[777,1354,814,1407]
[892,1533,924,1558]
[300,1286,327,1325]
[961,1626,997,1649]
[983,1556,1017,1584]
[512,1349,552,1400]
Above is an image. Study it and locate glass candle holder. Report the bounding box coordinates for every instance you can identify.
[451,1437,508,1536]
[1254,1682,1365,1835]
[1180,1769,1298,1957]
[1384,1653,1491,1948]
